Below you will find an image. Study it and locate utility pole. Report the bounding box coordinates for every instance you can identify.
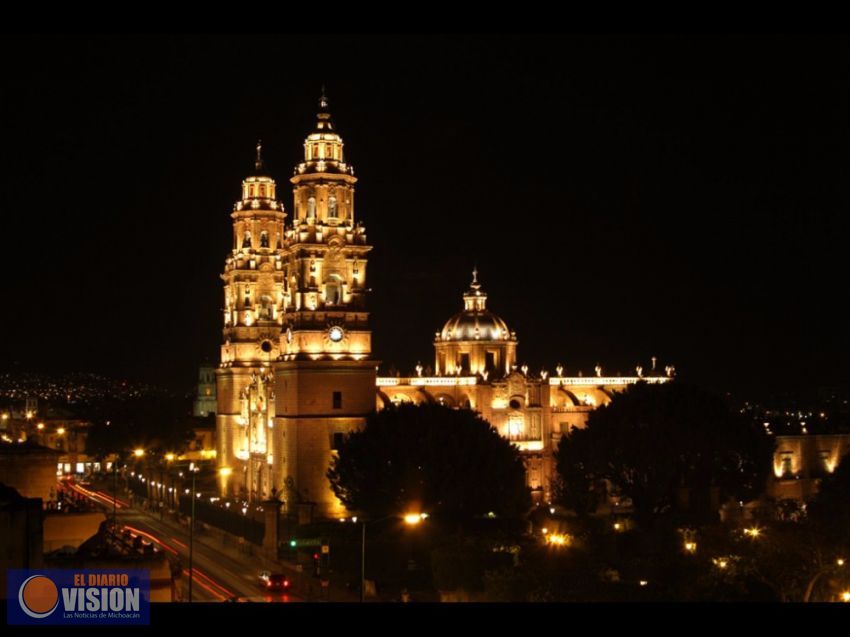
[360,520,366,603]
[112,455,118,532]
[189,467,197,602]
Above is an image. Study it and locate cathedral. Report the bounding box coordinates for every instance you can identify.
[215,94,674,518]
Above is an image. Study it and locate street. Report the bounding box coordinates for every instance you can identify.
[64,479,304,603]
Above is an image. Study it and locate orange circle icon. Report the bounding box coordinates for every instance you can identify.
[20,576,59,615]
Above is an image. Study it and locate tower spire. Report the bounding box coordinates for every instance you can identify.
[255,139,264,172]
[469,265,482,293]
[319,84,329,112]
[464,266,486,310]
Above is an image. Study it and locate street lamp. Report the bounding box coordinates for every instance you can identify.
[112,453,120,533]
[360,512,428,602]
[188,464,200,603]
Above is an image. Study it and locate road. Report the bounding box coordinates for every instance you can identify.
[63,479,304,603]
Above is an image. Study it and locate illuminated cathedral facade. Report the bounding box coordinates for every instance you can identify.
[216,95,673,518]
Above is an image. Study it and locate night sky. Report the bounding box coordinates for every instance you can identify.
[1,35,847,399]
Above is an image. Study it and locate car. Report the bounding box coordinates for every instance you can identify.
[258,571,291,591]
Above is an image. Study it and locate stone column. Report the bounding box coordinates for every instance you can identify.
[261,498,281,558]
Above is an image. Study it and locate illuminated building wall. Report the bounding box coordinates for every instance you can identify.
[768,433,850,501]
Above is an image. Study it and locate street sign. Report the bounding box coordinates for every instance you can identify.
[293,537,322,547]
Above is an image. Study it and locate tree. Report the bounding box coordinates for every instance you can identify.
[555,382,772,522]
[810,451,850,537]
[327,403,531,520]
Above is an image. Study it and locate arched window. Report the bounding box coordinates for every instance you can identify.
[242,231,252,249]
[260,231,269,248]
[328,196,338,219]
[325,281,341,305]
[260,295,273,320]
[307,197,316,218]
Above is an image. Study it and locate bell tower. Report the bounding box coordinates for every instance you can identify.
[281,89,371,357]
[217,143,287,502]
[273,91,377,519]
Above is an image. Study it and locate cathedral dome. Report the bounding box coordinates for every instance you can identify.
[441,309,510,342]
[438,269,512,342]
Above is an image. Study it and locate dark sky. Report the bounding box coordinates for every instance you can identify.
[1,34,847,399]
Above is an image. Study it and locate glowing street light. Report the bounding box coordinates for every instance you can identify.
[546,533,571,546]
[684,542,697,554]
[133,448,145,458]
[837,558,845,567]
[842,591,850,603]
[56,428,65,436]
[218,467,232,478]
[165,453,175,462]
[36,422,45,430]
[744,527,761,538]
[403,513,427,525]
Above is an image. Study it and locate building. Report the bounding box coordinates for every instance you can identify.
[216,94,672,517]
[0,441,62,504]
[217,92,376,519]
[378,273,672,503]
[768,433,850,501]
[0,484,43,598]
[193,366,217,417]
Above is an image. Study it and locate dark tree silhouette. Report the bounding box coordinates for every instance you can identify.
[328,403,531,520]
[555,382,772,521]
[809,451,850,543]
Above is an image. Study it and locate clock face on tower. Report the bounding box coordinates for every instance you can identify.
[328,326,344,343]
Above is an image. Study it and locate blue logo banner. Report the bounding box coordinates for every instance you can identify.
[6,569,150,625]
